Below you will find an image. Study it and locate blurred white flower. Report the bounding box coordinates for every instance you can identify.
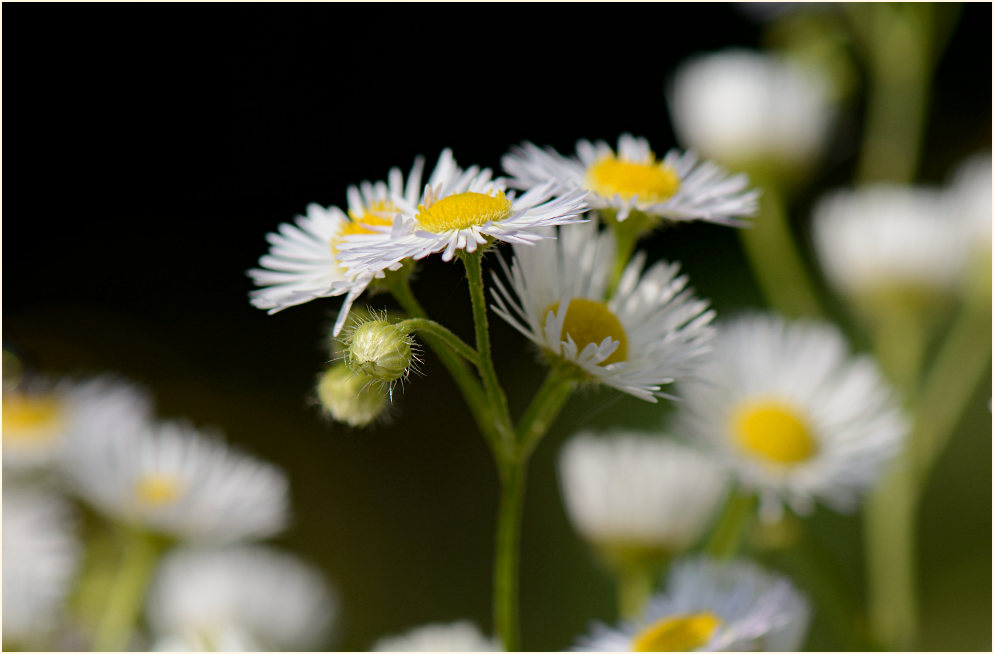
[147,545,336,651]
[558,432,728,555]
[2,486,81,646]
[373,620,499,652]
[63,419,289,543]
[574,557,810,652]
[672,314,908,521]
[668,49,834,173]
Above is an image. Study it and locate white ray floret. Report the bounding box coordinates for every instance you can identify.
[574,557,810,652]
[147,545,336,651]
[559,432,729,554]
[373,620,500,652]
[946,151,992,246]
[491,221,715,402]
[502,133,757,225]
[672,314,908,520]
[336,149,589,272]
[62,419,289,543]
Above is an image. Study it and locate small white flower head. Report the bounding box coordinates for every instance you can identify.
[667,49,834,174]
[491,221,716,402]
[373,620,499,652]
[502,133,758,225]
[2,486,82,646]
[62,419,290,543]
[3,375,153,474]
[336,148,589,272]
[316,362,390,428]
[248,155,427,336]
[946,152,993,304]
[574,557,811,652]
[672,314,908,521]
[343,317,416,385]
[812,184,967,320]
[146,545,337,652]
[559,432,729,561]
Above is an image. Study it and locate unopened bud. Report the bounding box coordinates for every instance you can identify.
[317,363,388,428]
[345,320,414,384]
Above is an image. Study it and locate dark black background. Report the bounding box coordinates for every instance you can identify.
[4,3,991,651]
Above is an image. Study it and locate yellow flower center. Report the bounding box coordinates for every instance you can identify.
[2,393,63,442]
[586,154,681,203]
[415,190,512,233]
[731,400,818,465]
[545,298,628,365]
[332,201,397,255]
[631,612,722,652]
[135,474,183,507]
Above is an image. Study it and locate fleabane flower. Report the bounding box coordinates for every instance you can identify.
[147,545,337,652]
[946,152,992,305]
[3,375,152,474]
[373,621,499,652]
[501,133,757,225]
[2,487,82,647]
[248,155,427,335]
[559,432,729,563]
[336,149,588,272]
[62,419,289,543]
[574,557,810,652]
[672,314,908,520]
[491,221,715,402]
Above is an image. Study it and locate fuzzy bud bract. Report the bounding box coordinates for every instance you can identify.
[344,320,414,384]
[317,363,388,428]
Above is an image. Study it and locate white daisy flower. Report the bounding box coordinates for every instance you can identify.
[491,221,715,402]
[248,154,427,335]
[373,621,499,652]
[336,149,589,271]
[667,49,834,173]
[574,557,810,652]
[62,419,289,543]
[558,431,729,556]
[501,133,758,225]
[3,375,153,473]
[672,314,908,520]
[947,152,992,247]
[812,184,967,311]
[2,486,82,646]
[146,545,336,651]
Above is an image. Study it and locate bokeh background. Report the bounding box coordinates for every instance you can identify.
[4,3,990,651]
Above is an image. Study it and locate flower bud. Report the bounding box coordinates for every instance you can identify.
[344,320,414,384]
[316,363,388,428]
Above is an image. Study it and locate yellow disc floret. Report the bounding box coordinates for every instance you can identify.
[587,154,681,203]
[2,393,63,442]
[546,298,628,365]
[415,191,513,233]
[731,399,817,465]
[631,612,722,652]
[135,474,183,507]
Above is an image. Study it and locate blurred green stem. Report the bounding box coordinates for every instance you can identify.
[493,460,526,652]
[516,368,575,459]
[617,564,656,620]
[92,528,164,652]
[704,489,756,559]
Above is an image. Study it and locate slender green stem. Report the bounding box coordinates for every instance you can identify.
[92,529,164,652]
[616,564,656,620]
[704,489,756,559]
[493,461,526,652]
[395,318,480,367]
[515,369,576,459]
[738,179,823,318]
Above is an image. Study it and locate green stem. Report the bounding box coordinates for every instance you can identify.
[616,564,656,620]
[395,318,480,367]
[493,461,526,651]
[92,529,164,652]
[738,179,823,318]
[515,369,576,459]
[704,489,756,559]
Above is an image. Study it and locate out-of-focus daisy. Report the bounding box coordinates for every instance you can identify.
[947,152,992,304]
[574,557,810,652]
[3,375,152,473]
[667,49,834,176]
[501,133,757,226]
[2,486,82,647]
[491,221,715,402]
[146,545,336,652]
[558,431,728,559]
[63,419,289,543]
[248,155,428,335]
[373,621,499,652]
[812,184,966,321]
[337,151,588,272]
[672,314,907,520]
